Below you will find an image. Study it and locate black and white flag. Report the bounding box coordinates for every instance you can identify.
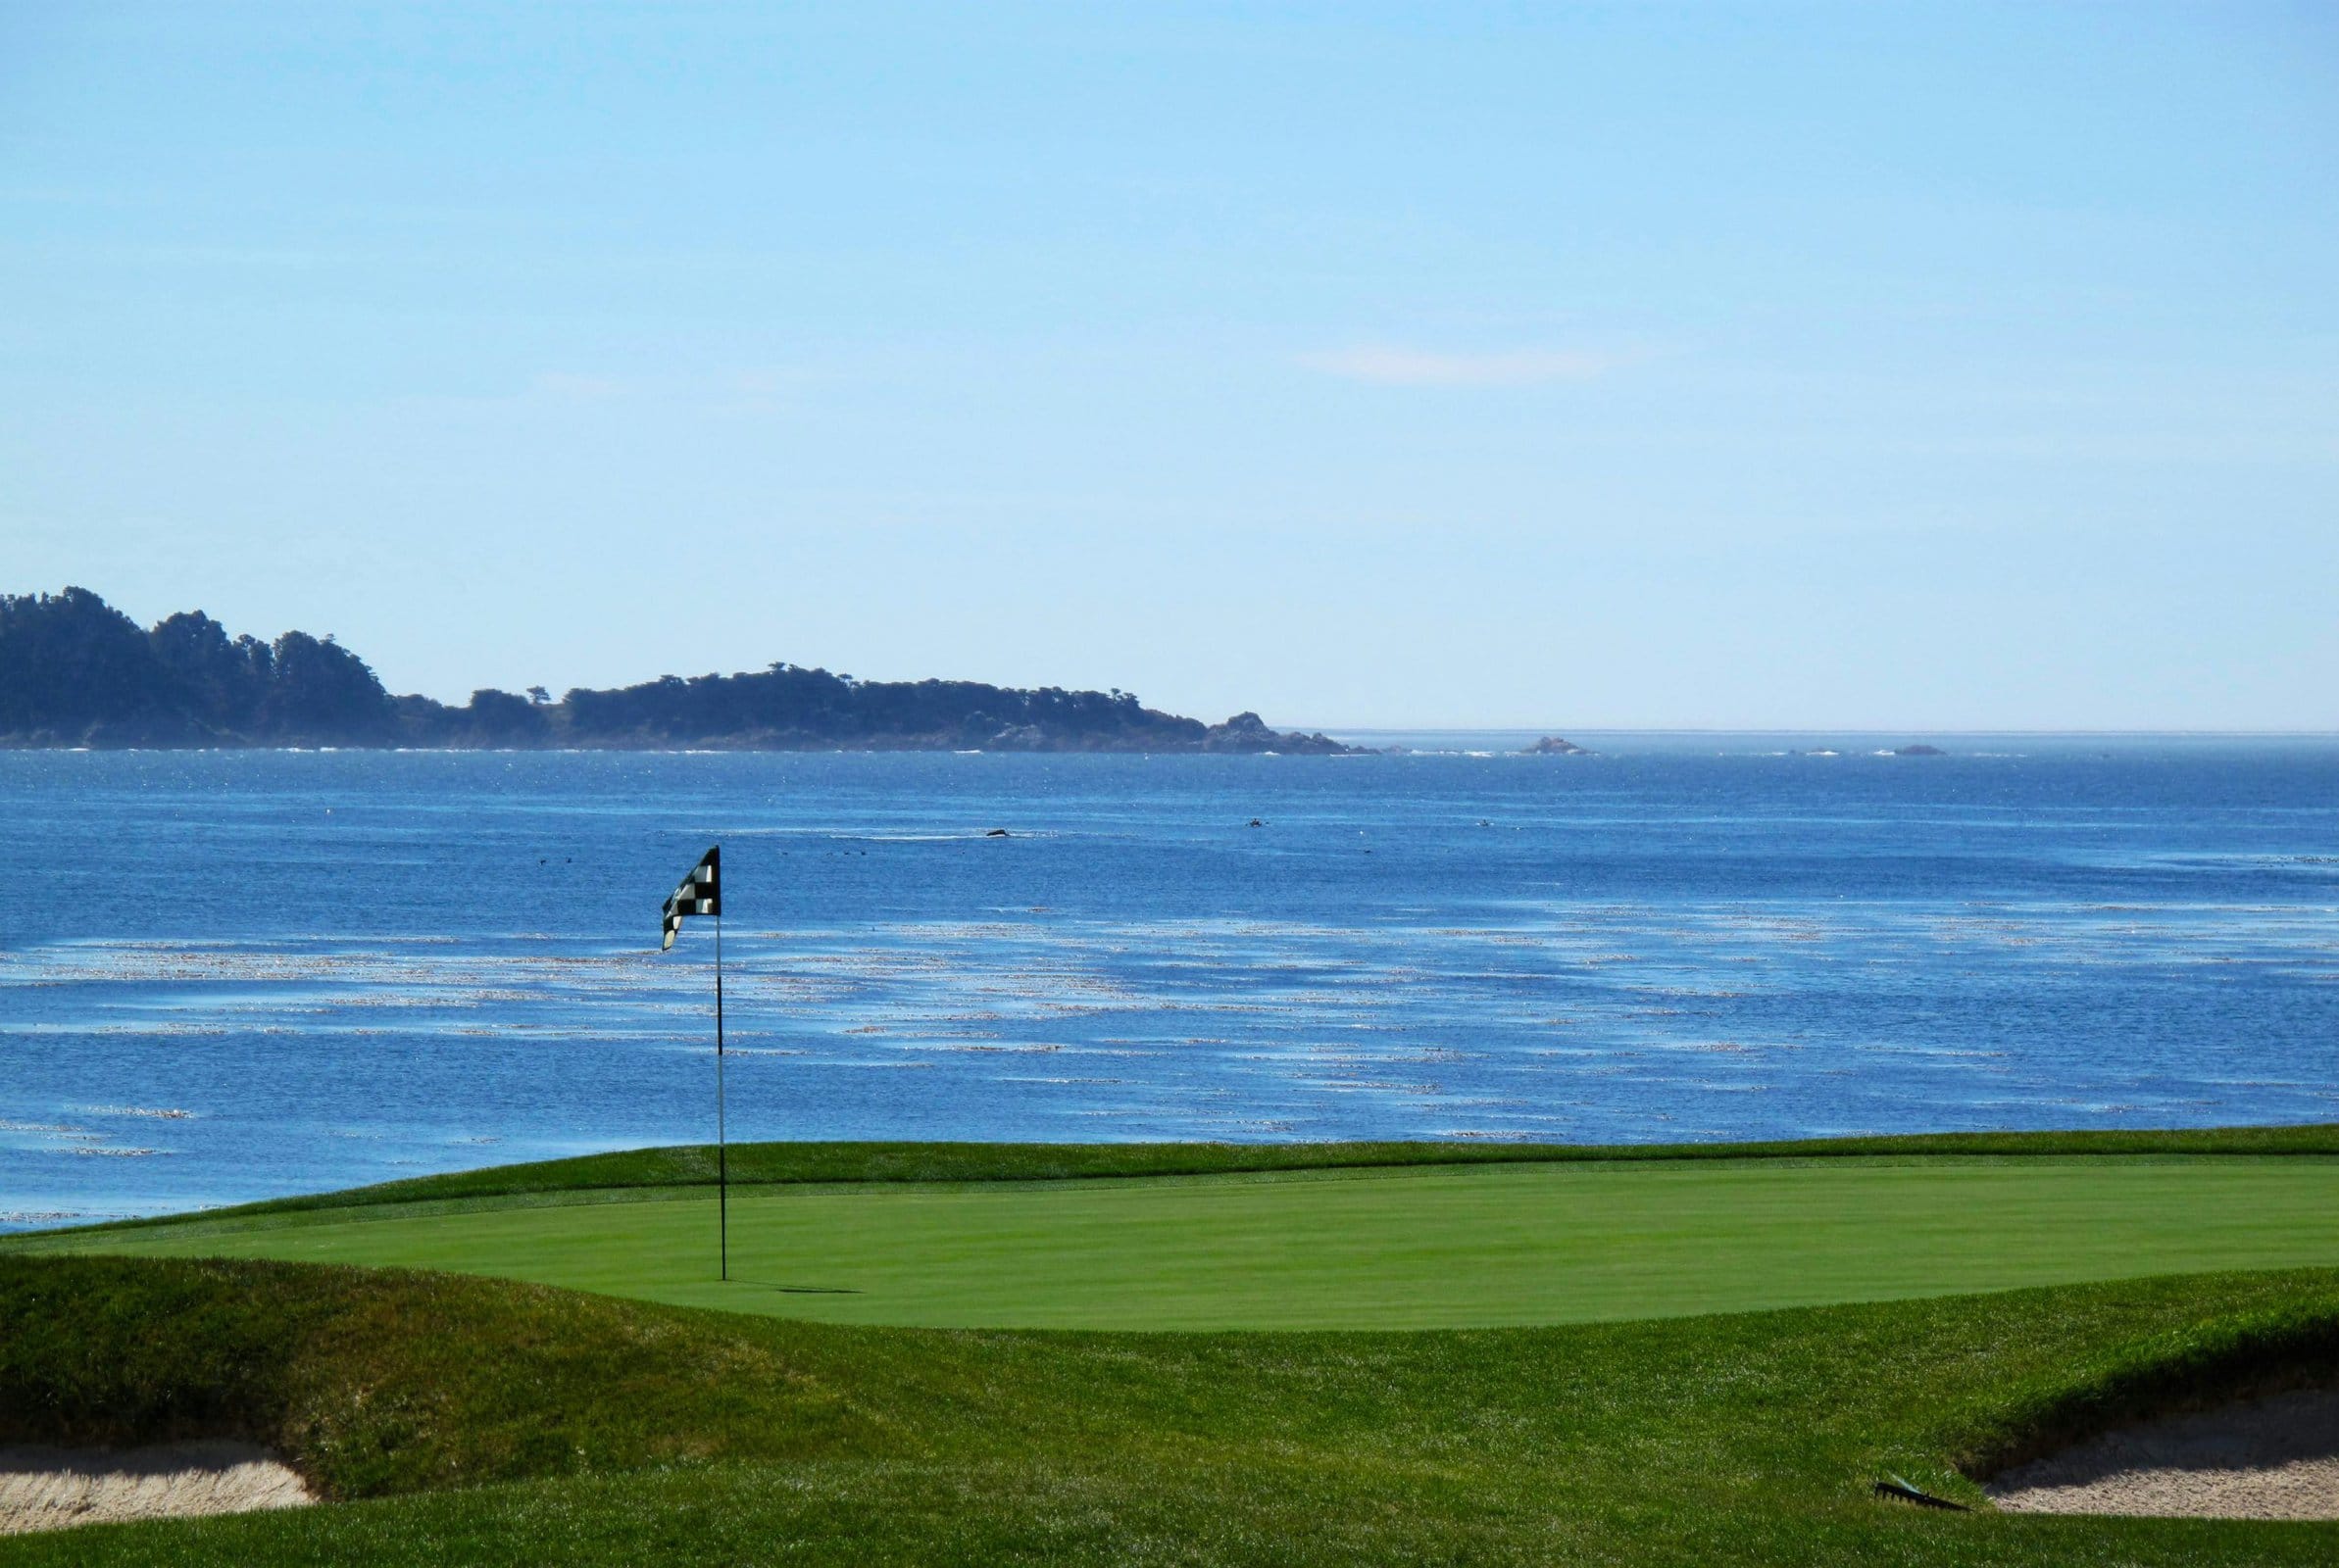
[661,846,721,951]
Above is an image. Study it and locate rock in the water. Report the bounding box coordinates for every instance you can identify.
[1199,712,1355,756]
[1894,744,1946,757]
[1522,735,1590,756]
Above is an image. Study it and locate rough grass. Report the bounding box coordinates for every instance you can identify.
[2,1254,2337,1565]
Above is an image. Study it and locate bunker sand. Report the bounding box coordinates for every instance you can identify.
[1989,1389,2339,1519]
[0,1441,313,1535]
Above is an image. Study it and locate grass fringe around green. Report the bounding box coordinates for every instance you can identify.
[45,1123,2339,1237]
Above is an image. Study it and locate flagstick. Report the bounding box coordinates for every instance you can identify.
[715,912,728,1283]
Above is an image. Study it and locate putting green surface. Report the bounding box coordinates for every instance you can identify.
[39,1153,2339,1329]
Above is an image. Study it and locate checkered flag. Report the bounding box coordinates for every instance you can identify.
[660,846,721,951]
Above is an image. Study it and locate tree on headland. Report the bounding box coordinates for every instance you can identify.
[0,590,416,745]
[148,611,274,733]
[460,688,550,744]
[256,631,398,742]
[0,588,172,741]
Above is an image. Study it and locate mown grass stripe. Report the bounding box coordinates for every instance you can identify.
[23,1124,2339,1239]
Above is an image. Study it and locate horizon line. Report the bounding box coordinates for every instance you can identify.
[1309,726,2339,738]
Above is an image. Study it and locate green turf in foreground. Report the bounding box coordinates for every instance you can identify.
[30,1154,2339,1329]
[3,1254,2337,1567]
[9,1138,2339,1565]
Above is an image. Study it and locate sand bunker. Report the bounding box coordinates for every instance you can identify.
[1988,1388,2339,1519]
[0,1441,314,1534]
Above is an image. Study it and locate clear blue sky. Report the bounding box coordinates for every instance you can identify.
[4,2,2333,729]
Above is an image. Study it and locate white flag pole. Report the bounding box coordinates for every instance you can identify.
[661,846,728,1283]
[715,906,727,1283]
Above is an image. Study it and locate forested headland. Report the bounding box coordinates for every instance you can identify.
[0,587,1356,754]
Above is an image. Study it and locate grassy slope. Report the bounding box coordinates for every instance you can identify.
[25,1154,2339,1330]
[3,1254,2337,1566]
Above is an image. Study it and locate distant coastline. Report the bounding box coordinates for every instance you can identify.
[0,587,1357,755]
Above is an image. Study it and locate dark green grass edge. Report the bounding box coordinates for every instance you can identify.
[1948,1291,2339,1476]
[30,1123,2339,1240]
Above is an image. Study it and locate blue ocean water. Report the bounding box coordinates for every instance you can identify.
[3,736,2335,1228]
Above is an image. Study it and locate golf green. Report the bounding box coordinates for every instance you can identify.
[49,1153,2339,1329]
